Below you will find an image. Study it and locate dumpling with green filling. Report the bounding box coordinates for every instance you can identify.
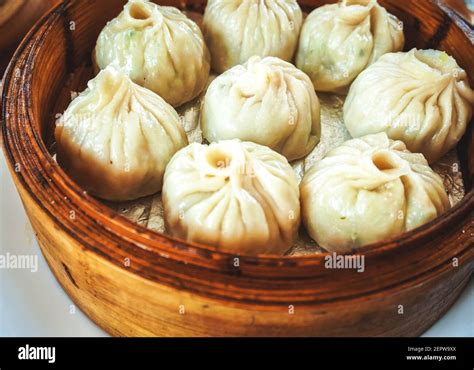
[94,0,210,107]
[296,0,404,93]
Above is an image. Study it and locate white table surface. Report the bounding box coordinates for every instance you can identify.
[0,150,472,337]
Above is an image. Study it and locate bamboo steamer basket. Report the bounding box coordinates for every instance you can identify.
[1,0,473,336]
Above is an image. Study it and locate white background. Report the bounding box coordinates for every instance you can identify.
[1,150,472,337]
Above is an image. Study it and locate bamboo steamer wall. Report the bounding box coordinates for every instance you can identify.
[0,0,59,74]
[1,0,473,336]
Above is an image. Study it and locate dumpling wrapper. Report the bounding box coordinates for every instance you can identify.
[344,49,474,163]
[296,0,404,93]
[55,66,188,201]
[203,0,303,73]
[94,0,210,107]
[300,133,450,252]
[201,56,321,162]
[162,140,301,254]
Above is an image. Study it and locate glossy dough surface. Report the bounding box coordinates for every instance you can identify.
[344,49,474,163]
[94,0,210,107]
[300,133,450,252]
[203,0,303,73]
[201,56,321,162]
[162,140,301,254]
[296,0,404,92]
[55,67,188,201]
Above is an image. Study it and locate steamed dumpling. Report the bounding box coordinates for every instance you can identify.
[94,0,210,107]
[203,0,303,73]
[55,66,188,201]
[296,0,404,93]
[162,140,301,254]
[300,133,450,252]
[201,56,321,162]
[344,49,474,163]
